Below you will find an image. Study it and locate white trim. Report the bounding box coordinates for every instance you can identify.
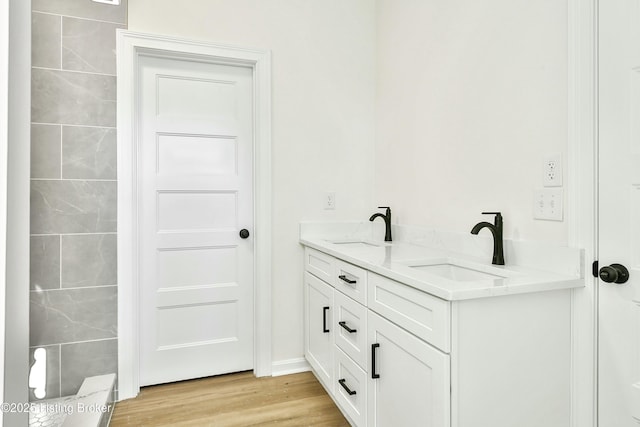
[568,0,598,426]
[0,0,9,418]
[3,0,31,425]
[116,30,272,400]
[271,358,311,377]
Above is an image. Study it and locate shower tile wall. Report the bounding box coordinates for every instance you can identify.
[29,0,126,401]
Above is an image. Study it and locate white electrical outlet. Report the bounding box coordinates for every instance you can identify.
[533,188,563,221]
[542,154,563,187]
[324,192,336,210]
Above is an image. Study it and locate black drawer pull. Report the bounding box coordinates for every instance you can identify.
[322,306,330,333]
[338,379,357,395]
[371,343,380,379]
[338,275,357,284]
[338,321,357,333]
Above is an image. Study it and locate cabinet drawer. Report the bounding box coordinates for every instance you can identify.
[335,259,367,305]
[334,348,367,427]
[305,247,335,284]
[368,272,451,352]
[334,291,368,369]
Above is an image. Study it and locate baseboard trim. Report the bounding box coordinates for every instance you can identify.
[271,358,311,377]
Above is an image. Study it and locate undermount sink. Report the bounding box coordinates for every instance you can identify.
[328,240,385,248]
[404,259,511,282]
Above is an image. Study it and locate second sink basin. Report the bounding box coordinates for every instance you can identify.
[403,258,514,282]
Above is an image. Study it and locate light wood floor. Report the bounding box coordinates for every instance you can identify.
[110,371,350,427]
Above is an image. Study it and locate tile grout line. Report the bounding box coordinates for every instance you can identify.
[59,337,118,347]
[59,123,63,181]
[32,65,116,78]
[31,232,117,237]
[58,344,62,398]
[31,337,118,349]
[31,178,117,182]
[60,125,64,182]
[32,122,116,130]
[59,233,62,291]
[30,285,118,292]
[59,15,63,72]
[32,10,126,26]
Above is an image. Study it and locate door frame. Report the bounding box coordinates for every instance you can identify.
[116,30,272,400]
[568,0,598,425]
[1,0,31,424]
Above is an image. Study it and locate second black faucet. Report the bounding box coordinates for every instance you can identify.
[470,212,505,265]
[370,207,392,242]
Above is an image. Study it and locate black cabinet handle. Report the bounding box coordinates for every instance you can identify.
[338,321,357,333]
[338,379,357,395]
[322,306,330,333]
[239,229,250,239]
[338,275,357,284]
[371,343,380,379]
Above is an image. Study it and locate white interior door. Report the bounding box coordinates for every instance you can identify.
[138,54,254,386]
[598,0,640,423]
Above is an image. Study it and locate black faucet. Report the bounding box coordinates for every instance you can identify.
[370,207,392,242]
[470,212,504,265]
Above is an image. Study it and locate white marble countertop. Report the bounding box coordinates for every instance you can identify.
[300,233,585,301]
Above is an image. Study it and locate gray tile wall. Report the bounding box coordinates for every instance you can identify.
[30,1,126,401]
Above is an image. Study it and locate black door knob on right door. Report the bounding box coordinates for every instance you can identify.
[239,229,250,239]
[599,263,630,284]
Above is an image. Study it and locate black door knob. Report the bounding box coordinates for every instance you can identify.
[599,263,629,284]
[239,229,250,239]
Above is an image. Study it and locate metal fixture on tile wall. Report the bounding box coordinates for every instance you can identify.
[29,348,47,399]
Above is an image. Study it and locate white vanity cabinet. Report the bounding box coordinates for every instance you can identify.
[304,248,452,426]
[303,245,572,427]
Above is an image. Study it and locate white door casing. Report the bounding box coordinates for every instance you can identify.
[117,31,272,399]
[139,55,254,386]
[598,0,640,424]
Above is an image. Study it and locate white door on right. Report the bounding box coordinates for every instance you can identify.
[599,0,640,424]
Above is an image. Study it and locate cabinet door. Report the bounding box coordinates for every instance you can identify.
[304,272,334,391]
[367,311,450,427]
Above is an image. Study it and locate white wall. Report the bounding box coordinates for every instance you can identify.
[128,0,376,364]
[130,0,570,365]
[375,0,569,244]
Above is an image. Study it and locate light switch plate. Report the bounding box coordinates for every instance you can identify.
[533,188,563,221]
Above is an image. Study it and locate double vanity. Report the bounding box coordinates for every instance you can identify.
[300,221,584,427]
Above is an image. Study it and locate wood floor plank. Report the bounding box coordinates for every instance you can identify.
[110,371,350,427]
